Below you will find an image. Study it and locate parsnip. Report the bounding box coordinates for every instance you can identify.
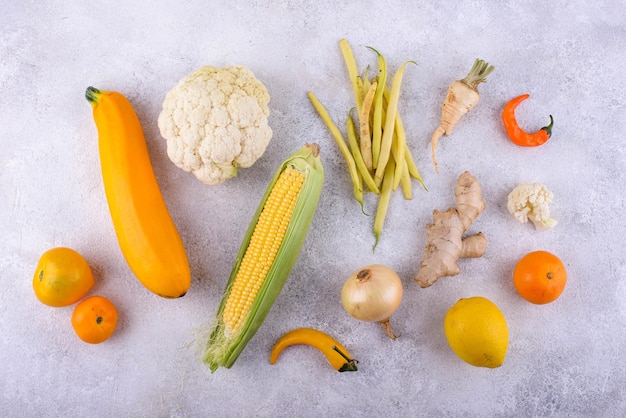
[431,59,494,173]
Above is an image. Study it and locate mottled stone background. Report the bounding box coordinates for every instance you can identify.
[2,1,624,416]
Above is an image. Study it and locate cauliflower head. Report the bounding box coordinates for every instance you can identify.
[158,65,273,185]
[507,182,558,231]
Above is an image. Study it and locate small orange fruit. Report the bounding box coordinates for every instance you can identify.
[33,247,95,307]
[513,250,567,304]
[71,296,118,344]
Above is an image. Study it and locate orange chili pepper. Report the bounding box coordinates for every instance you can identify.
[270,328,358,372]
[502,94,554,147]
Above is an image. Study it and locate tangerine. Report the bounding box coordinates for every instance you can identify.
[513,250,567,304]
[71,296,118,344]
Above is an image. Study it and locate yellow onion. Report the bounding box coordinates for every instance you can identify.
[341,264,403,339]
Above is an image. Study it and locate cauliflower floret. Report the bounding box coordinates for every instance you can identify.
[158,65,272,185]
[507,182,558,231]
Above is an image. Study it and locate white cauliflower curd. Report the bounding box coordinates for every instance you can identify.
[507,182,558,231]
[158,65,273,185]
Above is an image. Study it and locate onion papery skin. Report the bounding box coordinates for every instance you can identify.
[341,264,403,322]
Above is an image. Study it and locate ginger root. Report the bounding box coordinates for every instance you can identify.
[415,171,487,288]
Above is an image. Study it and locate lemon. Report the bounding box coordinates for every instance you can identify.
[444,296,508,368]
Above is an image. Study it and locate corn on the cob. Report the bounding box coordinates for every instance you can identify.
[203,143,324,372]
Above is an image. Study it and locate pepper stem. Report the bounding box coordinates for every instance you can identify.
[85,86,102,105]
[542,115,554,137]
[332,346,359,372]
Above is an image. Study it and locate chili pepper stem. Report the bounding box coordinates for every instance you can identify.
[379,318,398,340]
[543,115,554,136]
[332,345,359,372]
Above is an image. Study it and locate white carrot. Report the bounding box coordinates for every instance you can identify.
[431,59,494,173]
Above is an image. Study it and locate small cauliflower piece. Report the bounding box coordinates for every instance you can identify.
[507,182,558,231]
[158,65,273,185]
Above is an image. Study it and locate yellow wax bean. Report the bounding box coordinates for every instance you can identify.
[383,86,406,190]
[308,91,364,211]
[356,76,364,102]
[373,157,395,251]
[405,146,427,190]
[367,47,387,169]
[347,111,379,194]
[362,67,372,98]
[399,158,412,200]
[339,39,363,114]
[374,60,415,188]
[359,81,377,171]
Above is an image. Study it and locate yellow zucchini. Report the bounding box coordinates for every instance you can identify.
[86,87,191,298]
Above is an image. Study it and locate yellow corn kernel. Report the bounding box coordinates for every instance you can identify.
[221,167,304,335]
